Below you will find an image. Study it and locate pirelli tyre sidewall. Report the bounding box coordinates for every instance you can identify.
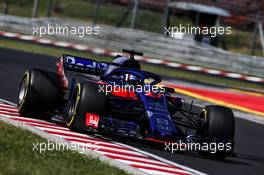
[18,71,30,112]
[66,81,107,131]
[199,105,235,158]
[66,83,81,129]
[17,68,62,119]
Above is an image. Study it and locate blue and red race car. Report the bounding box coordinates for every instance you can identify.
[17,49,235,158]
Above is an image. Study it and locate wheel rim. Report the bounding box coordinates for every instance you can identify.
[18,75,28,106]
[68,91,78,118]
[67,83,81,127]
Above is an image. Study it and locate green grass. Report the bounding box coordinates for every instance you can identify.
[0,37,263,91]
[0,121,127,175]
[224,29,263,56]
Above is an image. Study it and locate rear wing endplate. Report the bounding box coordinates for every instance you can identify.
[62,54,108,75]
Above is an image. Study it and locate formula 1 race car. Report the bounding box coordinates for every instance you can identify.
[17,49,235,158]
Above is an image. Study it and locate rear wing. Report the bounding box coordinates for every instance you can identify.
[62,54,108,75]
[122,49,143,60]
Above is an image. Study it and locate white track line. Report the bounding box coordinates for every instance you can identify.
[0,99,16,106]
[117,159,191,174]
[69,141,146,156]
[138,169,185,175]
[95,151,169,165]
[53,134,125,148]
[11,116,59,125]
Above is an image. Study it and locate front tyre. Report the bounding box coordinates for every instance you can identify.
[66,81,106,130]
[198,105,235,158]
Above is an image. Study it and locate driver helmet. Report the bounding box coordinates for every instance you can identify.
[124,74,141,85]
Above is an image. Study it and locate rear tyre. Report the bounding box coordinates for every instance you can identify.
[198,105,235,158]
[66,81,106,130]
[17,69,62,120]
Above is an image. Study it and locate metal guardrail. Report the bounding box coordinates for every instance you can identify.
[0,15,264,77]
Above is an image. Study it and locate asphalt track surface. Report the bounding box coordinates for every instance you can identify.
[0,47,264,175]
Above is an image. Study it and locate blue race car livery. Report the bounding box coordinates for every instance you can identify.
[17,49,235,158]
